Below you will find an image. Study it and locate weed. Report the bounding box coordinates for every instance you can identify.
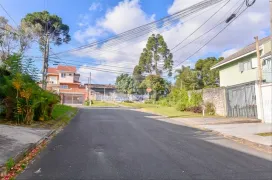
[6,158,15,171]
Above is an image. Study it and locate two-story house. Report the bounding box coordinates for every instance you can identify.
[47,65,88,104]
[211,36,271,123]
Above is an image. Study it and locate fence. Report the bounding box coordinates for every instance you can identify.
[94,93,149,102]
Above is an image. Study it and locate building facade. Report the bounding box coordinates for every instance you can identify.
[212,36,272,123]
[46,65,88,104]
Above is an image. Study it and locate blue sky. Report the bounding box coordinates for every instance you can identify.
[0,0,270,84]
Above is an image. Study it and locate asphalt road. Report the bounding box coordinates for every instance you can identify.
[18,108,272,180]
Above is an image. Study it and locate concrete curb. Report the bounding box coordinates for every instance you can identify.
[129,108,272,154]
[0,109,79,177]
[0,127,58,177]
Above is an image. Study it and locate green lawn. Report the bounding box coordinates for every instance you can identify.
[119,102,205,118]
[256,132,272,136]
[91,101,118,107]
[0,104,77,129]
[52,104,77,120]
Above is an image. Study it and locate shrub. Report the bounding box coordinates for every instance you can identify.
[176,101,187,111]
[157,98,170,106]
[186,106,202,113]
[189,91,203,107]
[144,99,155,104]
[124,100,133,103]
[205,102,215,115]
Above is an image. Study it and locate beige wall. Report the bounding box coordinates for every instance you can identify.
[263,41,271,54]
[59,72,74,83]
[219,54,258,87]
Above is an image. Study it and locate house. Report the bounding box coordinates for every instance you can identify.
[84,84,116,95]
[46,65,89,104]
[211,36,271,86]
[211,36,272,123]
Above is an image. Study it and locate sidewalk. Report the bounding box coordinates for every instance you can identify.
[135,107,272,153]
[168,117,272,152]
[0,125,50,166]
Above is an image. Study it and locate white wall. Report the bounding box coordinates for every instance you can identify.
[262,83,272,123]
[255,83,272,123]
[59,72,74,83]
[48,76,58,84]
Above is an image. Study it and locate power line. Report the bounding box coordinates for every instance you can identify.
[170,0,230,51]
[53,0,225,56]
[173,5,250,69]
[0,3,18,26]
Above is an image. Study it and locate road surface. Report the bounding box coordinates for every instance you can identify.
[18,108,272,180]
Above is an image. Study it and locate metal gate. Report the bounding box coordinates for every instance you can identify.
[63,94,84,104]
[226,82,257,118]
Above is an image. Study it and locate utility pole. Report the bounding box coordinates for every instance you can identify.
[87,77,90,101]
[269,0,272,123]
[255,36,264,121]
[104,87,106,101]
[88,72,91,104]
[42,33,50,90]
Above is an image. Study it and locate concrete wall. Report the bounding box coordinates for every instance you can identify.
[189,87,227,116]
[256,83,272,123]
[219,54,258,87]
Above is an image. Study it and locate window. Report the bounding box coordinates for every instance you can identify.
[61,73,66,78]
[239,61,252,72]
[60,85,68,89]
[69,73,73,76]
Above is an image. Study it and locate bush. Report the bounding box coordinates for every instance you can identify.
[124,100,133,103]
[144,99,155,104]
[189,91,203,107]
[157,98,170,106]
[186,106,202,113]
[205,102,215,115]
[176,102,187,111]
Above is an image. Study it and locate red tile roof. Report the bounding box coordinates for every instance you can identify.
[48,67,58,74]
[57,65,76,72]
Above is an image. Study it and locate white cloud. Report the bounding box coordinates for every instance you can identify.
[98,0,155,34]
[74,27,105,43]
[73,0,269,84]
[89,2,103,12]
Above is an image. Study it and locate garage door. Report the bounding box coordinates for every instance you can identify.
[63,94,84,104]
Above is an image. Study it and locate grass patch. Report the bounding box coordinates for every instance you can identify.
[119,102,206,118]
[0,104,77,129]
[91,100,118,107]
[256,132,272,136]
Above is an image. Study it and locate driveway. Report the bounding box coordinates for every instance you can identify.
[18,108,272,180]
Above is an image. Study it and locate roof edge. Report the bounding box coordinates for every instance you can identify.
[211,50,257,70]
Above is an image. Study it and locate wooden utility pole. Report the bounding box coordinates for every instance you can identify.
[255,36,264,121]
[255,36,262,82]
[42,33,50,90]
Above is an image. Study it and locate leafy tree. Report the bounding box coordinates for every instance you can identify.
[140,75,168,100]
[136,34,173,76]
[175,66,199,90]
[21,11,71,51]
[195,57,223,88]
[0,16,33,61]
[174,57,223,90]
[115,74,137,94]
